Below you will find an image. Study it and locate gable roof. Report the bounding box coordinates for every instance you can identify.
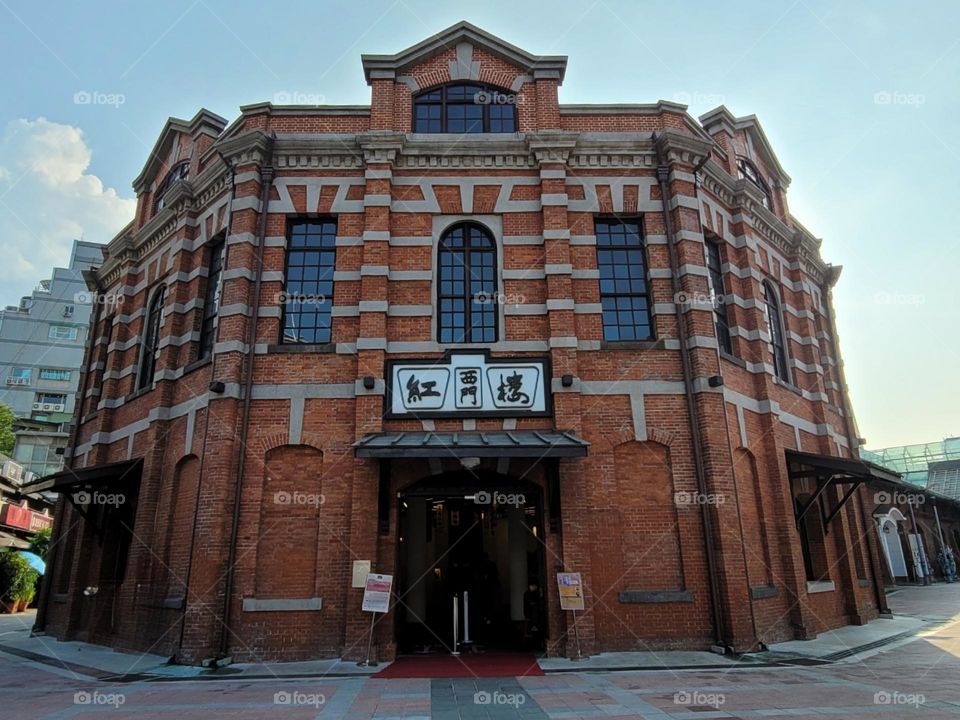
[699,106,791,187]
[361,20,567,84]
[132,109,227,193]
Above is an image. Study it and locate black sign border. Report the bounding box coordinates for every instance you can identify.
[384,350,554,419]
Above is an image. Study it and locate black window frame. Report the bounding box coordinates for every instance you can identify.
[595,217,654,342]
[280,219,337,346]
[137,285,165,391]
[413,83,518,134]
[198,235,226,360]
[152,160,190,215]
[763,281,791,383]
[736,157,773,211]
[705,240,733,355]
[436,221,498,344]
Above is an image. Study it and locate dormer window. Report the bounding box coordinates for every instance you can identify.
[152,160,190,215]
[413,83,517,133]
[736,157,772,211]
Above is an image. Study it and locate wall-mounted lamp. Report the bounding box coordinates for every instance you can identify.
[561,374,575,387]
[209,381,225,393]
[362,376,376,390]
[707,376,724,388]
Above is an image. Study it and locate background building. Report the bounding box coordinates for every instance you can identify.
[31,23,912,665]
[0,240,104,476]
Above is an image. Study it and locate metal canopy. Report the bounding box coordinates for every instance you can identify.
[354,430,589,458]
[786,450,901,532]
[785,449,901,484]
[20,458,143,495]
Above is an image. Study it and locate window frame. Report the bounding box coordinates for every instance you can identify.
[198,236,226,359]
[152,160,190,215]
[595,217,654,343]
[48,325,78,341]
[137,285,166,391]
[280,219,338,346]
[763,281,791,383]
[436,221,499,344]
[736,157,773,211]
[705,239,733,355]
[38,368,71,381]
[412,83,518,134]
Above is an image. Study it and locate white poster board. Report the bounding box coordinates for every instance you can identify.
[361,573,393,613]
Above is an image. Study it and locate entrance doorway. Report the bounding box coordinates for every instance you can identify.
[395,471,546,654]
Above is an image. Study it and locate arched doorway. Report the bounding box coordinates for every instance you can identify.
[876,508,908,580]
[395,470,546,654]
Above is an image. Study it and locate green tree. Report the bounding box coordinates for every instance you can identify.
[0,402,14,456]
[29,528,52,559]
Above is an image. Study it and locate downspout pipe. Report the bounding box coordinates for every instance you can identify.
[34,273,104,633]
[653,134,726,650]
[823,279,891,612]
[218,135,275,658]
[177,154,237,657]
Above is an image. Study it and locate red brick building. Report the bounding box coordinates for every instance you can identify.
[31,22,901,664]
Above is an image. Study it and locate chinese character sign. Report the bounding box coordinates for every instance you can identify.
[389,354,547,417]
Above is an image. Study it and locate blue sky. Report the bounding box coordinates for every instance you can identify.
[0,0,957,448]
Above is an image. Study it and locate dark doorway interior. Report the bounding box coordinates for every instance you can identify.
[396,472,546,654]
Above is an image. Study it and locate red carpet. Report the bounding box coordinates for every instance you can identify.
[373,652,544,678]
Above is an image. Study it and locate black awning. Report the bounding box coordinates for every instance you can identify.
[785,449,901,484]
[20,458,143,495]
[355,430,589,458]
[786,450,901,531]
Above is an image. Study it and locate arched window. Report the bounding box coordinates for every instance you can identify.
[736,158,772,211]
[137,286,165,390]
[437,222,497,343]
[413,83,517,134]
[763,282,790,382]
[153,160,189,215]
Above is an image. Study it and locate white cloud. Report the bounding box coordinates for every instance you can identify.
[0,118,135,303]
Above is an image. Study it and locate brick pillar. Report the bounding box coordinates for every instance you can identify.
[655,134,757,651]
[342,133,404,661]
[528,132,595,656]
[178,145,270,664]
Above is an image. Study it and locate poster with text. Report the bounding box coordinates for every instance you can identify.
[557,572,585,611]
[361,573,393,613]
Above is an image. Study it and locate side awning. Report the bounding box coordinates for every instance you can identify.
[20,459,143,495]
[786,450,901,531]
[355,430,589,458]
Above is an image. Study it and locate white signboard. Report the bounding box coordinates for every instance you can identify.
[388,353,549,417]
[361,573,393,613]
[352,560,371,588]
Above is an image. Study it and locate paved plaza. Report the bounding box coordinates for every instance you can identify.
[1,584,958,718]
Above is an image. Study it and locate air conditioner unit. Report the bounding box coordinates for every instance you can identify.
[2,460,24,484]
[52,403,65,412]
[63,305,75,317]
[32,402,42,411]
[5,377,30,386]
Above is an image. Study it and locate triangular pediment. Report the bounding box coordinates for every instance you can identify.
[700,106,791,186]
[132,109,227,193]
[361,21,566,84]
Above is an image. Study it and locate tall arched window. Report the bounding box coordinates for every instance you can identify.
[137,286,165,390]
[763,282,790,382]
[736,157,772,210]
[437,222,497,343]
[413,83,517,133]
